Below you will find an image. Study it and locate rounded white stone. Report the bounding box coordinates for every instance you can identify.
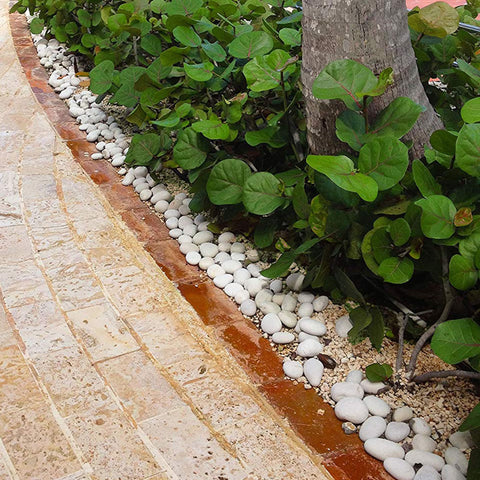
[169,228,183,239]
[298,317,327,336]
[218,242,231,252]
[272,294,285,306]
[240,299,256,316]
[154,200,169,213]
[179,204,190,216]
[415,465,441,480]
[164,209,180,220]
[303,358,324,386]
[179,243,199,255]
[178,234,193,245]
[269,279,283,293]
[405,450,445,471]
[386,422,411,442]
[199,257,215,271]
[246,278,267,297]
[281,294,297,312]
[271,332,295,344]
[413,434,437,453]
[298,303,314,318]
[298,332,320,343]
[207,264,225,279]
[259,302,281,315]
[384,458,415,480]
[231,252,246,262]
[278,311,297,328]
[223,283,244,298]
[364,395,391,418]
[359,416,387,441]
[230,242,245,253]
[234,289,250,305]
[346,370,363,383]
[183,224,197,237]
[111,155,125,167]
[214,274,233,289]
[135,182,150,193]
[218,232,235,243]
[410,418,432,436]
[286,272,305,291]
[233,268,251,285]
[92,153,104,161]
[296,339,324,357]
[261,313,282,334]
[193,231,214,245]
[335,397,369,424]
[364,438,405,461]
[199,242,218,258]
[298,292,315,304]
[330,382,364,402]
[178,216,193,229]
[86,130,100,142]
[255,289,273,307]
[185,251,201,265]
[393,406,414,422]
[246,249,260,262]
[222,260,242,274]
[247,263,261,277]
[133,166,148,178]
[151,191,172,203]
[444,447,468,475]
[441,465,466,480]
[283,360,303,379]
[215,252,230,264]
[448,432,474,451]
[361,379,386,394]
[165,217,178,230]
[335,315,353,338]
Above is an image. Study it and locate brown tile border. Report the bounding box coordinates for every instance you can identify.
[9,12,392,480]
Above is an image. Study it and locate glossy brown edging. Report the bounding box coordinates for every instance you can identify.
[9,12,392,480]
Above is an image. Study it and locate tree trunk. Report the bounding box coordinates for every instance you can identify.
[301,0,443,158]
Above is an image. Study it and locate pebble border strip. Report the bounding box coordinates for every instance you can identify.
[24,16,472,480]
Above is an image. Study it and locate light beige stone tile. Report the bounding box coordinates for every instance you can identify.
[65,402,161,480]
[0,404,81,479]
[222,413,325,480]
[0,224,34,264]
[141,406,248,480]
[0,455,12,480]
[21,152,55,175]
[85,243,139,273]
[0,260,52,308]
[61,178,107,222]
[98,350,185,423]
[56,470,92,480]
[0,301,10,334]
[67,303,138,362]
[0,171,21,227]
[23,198,67,228]
[21,174,57,201]
[31,346,110,417]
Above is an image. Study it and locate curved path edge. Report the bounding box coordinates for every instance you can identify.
[7,8,392,480]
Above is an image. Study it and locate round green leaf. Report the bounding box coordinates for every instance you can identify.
[371,228,392,264]
[365,363,393,382]
[459,232,480,260]
[140,34,163,56]
[431,318,480,364]
[65,22,78,35]
[245,126,287,148]
[228,31,274,59]
[89,60,115,95]
[77,9,91,27]
[378,257,414,284]
[165,0,203,16]
[173,26,201,47]
[307,155,378,202]
[191,120,230,140]
[201,41,226,62]
[461,97,480,124]
[312,59,377,110]
[409,2,459,38]
[389,218,411,247]
[125,133,162,165]
[243,172,285,214]
[456,123,480,177]
[184,62,214,82]
[279,28,301,46]
[29,17,45,34]
[358,137,408,191]
[172,128,207,169]
[449,254,478,290]
[412,159,442,197]
[206,159,252,205]
[415,195,456,239]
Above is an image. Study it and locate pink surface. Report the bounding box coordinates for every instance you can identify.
[406,0,466,7]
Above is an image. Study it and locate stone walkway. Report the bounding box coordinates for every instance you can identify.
[0,2,333,479]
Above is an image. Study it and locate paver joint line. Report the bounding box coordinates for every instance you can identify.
[1,2,398,479]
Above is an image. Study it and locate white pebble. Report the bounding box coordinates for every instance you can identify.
[179,243,199,255]
[199,257,214,271]
[286,272,305,291]
[154,200,169,213]
[384,458,415,480]
[385,422,411,442]
[164,209,181,219]
[303,358,324,386]
[193,231,214,245]
[218,232,235,243]
[214,274,233,289]
[296,338,323,357]
[234,289,250,304]
[281,294,297,312]
[335,314,353,338]
[330,382,364,402]
[271,332,295,344]
[335,397,369,425]
[200,242,218,258]
[222,260,242,274]
[364,438,405,461]
[298,317,326,336]
[207,264,225,279]
[283,360,303,379]
[139,189,152,201]
[346,370,363,384]
[269,279,283,293]
[165,217,179,230]
[230,242,245,253]
[186,251,201,265]
[361,379,386,394]
[169,228,183,239]
[233,268,251,285]
[278,311,297,328]
[410,418,432,436]
[223,283,244,298]
[364,395,391,418]
[359,416,387,441]
[298,292,314,303]
[240,299,256,316]
[261,313,282,334]
[298,303,314,318]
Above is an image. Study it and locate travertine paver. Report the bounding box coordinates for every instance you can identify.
[0,1,332,479]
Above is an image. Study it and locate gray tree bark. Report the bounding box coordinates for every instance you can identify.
[301,0,443,158]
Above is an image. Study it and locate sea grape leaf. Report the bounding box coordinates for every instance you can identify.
[415,195,456,239]
[172,128,207,169]
[378,257,414,284]
[206,158,251,205]
[449,254,478,290]
[243,172,285,214]
[228,31,274,59]
[412,159,442,197]
[456,123,480,177]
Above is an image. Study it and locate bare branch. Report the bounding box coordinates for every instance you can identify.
[412,370,480,383]
[396,313,408,372]
[407,247,454,377]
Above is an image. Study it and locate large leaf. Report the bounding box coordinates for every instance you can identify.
[415,195,456,239]
[207,159,251,205]
[456,124,480,177]
[334,269,366,305]
[412,159,442,197]
[201,41,226,62]
[308,155,378,202]
[140,34,162,56]
[369,97,424,139]
[308,195,328,238]
[348,307,373,343]
[378,257,414,284]
[389,218,411,246]
[89,60,114,94]
[358,137,409,191]
[430,129,457,156]
[165,0,203,16]
[461,404,480,432]
[460,232,480,260]
[462,97,480,124]
[243,172,285,214]
[279,28,301,46]
[449,254,478,290]
[245,126,287,148]
[431,318,480,364]
[191,119,230,140]
[184,62,214,81]
[292,179,310,220]
[365,363,393,382]
[173,26,201,47]
[30,17,45,34]
[312,59,377,110]
[254,217,277,248]
[228,31,274,59]
[125,133,162,165]
[173,128,207,169]
[336,110,366,151]
[368,308,385,351]
[408,1,459,38]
